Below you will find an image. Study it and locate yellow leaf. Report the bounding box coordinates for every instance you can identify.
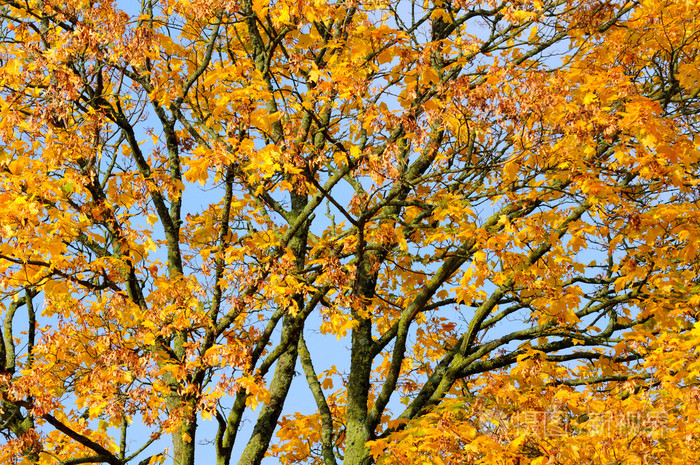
[582,92,597,104]
[321,377,333,390]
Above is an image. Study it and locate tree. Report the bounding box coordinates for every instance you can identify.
[1,0,700,463]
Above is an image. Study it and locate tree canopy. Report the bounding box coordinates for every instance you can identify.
[1,0,700,464]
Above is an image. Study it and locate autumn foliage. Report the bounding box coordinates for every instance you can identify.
[1,0,700,464]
